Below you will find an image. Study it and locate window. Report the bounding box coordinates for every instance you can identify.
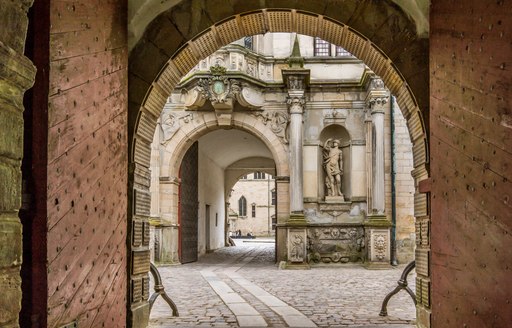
[238,196,247,216]
[314,37,331,56]
[244,36,253,50]
[271,189,276,206]
[251,204,256,218]
[240,175,247,179]
[335,46,352,57]
[254,172,266,179]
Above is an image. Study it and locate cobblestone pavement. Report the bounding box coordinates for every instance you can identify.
[149,240,416,327]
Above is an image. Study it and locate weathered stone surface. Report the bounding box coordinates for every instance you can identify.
[0,163,21,212]
[0,1,32,53]
[145,13,186,57]
[0,268,22,326]
[170,0,214,40]
[0,220,22,269]
[0,108,23,161]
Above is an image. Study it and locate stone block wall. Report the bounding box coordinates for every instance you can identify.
[384,99,415,263]
[393,102,416,263]
[430,1,512,326]
[0,1,35,327]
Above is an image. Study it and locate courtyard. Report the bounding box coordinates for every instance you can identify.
[149,240,416,327]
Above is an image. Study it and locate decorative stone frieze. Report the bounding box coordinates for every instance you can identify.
[307,226,365,263]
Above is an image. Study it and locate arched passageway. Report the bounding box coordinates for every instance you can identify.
[1,1,510,328]
[129,5,430,322]
[149,124,284,264]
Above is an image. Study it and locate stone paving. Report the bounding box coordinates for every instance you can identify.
[149,239,416,327]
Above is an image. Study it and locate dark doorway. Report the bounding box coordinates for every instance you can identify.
[179,142,199,263]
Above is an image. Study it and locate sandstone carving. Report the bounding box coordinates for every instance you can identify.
[255,111,289,144]
[322,138,344,198]
[307,227,364,263]
[289,233,305,262]
[197,64,241,109]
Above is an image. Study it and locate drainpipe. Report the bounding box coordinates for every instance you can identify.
[267,174,271,236]
[390,95,398,266]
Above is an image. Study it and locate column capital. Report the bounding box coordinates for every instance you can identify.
[366,77,389,114]
[286,95,306,114]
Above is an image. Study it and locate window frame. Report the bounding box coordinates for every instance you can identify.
[238,196,247,217]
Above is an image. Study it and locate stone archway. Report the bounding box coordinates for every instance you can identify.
[157,111,290,242]
[154,114,287,267]
[128,5,430,326]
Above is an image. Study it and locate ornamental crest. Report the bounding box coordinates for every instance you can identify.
[197,64,241,107]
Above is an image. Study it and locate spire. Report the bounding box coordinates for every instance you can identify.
[287,34,304,68]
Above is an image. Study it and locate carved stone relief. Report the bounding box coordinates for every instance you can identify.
[196,64,241,109]
[288,229,306,263]
[245,58,257,78]
[253,110,289,144]
[324,108,348,125]
[307,227,365,263]
[368,229,390,262]
[237,86,264,109]
[160,112,194,145]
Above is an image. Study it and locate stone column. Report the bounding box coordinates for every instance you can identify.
[280,36,310,269]
[287,92,306,214]
[367,80,389,215]
[365,109,373,211]
[364,78,391,268]
[371,102,386,214]
[0,2,36,326]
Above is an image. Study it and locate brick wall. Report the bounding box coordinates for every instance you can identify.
[44,1,128,327]
[0,1,35,327]
[431,1,512,326]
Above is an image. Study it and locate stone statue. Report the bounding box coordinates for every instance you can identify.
[322,138,343,197]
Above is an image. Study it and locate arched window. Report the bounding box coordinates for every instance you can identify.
[238,196,247,216]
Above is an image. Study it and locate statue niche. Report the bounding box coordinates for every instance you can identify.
[322,138,344,199]
[319,124,350,202]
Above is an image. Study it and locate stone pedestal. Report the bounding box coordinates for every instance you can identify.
[324,195,345,203]
[283,214,310,269]
[364,215,392,269]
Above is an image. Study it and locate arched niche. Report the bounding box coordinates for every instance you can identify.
[319,124,352,200]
